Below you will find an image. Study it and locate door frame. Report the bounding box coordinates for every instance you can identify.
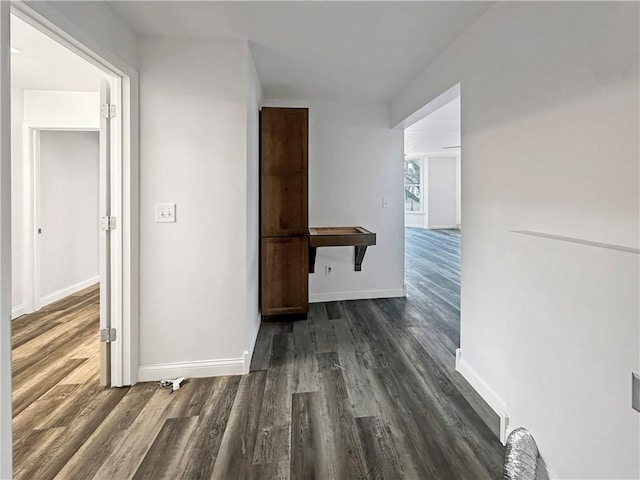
[22,122,100,314]
[10,3,139,388]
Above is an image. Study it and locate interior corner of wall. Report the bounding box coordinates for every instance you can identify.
[244,312,261,374]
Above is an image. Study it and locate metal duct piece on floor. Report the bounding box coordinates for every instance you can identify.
[503,428,539,480]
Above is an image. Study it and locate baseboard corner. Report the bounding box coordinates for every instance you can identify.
[455,349,509,445]
[244,312,262,374]
[12,304,27,319]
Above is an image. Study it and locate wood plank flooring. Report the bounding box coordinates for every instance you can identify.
[12,228,503,479]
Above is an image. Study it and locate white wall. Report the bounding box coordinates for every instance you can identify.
[137,37,254,379]
[11,87,24,315]
[404,212,427,229]
[263,99,405,302]
[23,90,99,124]
[11,90,99,316]
[245,50,262,366]
[392,3,639,478]
[39,130,99,301]
[504,232,638,480]
[426,156,457,229]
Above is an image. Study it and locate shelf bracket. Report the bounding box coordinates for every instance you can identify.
[309,247,317,273]
[354,246,368,271]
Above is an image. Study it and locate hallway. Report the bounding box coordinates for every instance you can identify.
[11,234,504,479]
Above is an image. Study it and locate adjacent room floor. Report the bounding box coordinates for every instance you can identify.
[12,229,503,479]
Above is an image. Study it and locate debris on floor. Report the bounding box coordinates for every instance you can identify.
[159,376,187,393]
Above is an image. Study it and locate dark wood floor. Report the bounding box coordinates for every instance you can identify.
[12,228,503,479]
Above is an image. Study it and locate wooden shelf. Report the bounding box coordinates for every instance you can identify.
[308,226,376,272]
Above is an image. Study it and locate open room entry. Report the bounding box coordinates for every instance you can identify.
[8,3,135,392]
[23,125,100,313]
[11,14,113,393]
[401,84,462,353]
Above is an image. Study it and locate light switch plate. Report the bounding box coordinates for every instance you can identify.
[155,203,176,223]
[633,373,640,413]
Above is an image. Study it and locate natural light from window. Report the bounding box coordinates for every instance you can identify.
[404,158,422,212]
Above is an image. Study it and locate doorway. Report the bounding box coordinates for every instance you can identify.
[402,88,462,355]
[0,4,137,476]
[5,1,138,392]
[10,13,112,391]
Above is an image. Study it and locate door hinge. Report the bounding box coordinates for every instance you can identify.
[100,216,116,231]
[100,328,116,343]
[101,103,116,119]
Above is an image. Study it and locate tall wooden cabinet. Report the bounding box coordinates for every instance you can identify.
[260,107,309,319]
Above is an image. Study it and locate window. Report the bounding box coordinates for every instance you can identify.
[404,158,422,212]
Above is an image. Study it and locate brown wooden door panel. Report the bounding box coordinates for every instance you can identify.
[261,236,309,316]
[261,108,308,236]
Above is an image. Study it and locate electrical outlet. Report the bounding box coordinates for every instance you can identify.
[155,203,176,223]
[324,265,333,276]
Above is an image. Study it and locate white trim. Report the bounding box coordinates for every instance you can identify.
[39,276,99,309]
[138,358,245,382]
[310,288,405,303]
[11,304,26,320]
[12,2,139,387]
[22,120,99,130]
[455,348,510,445]
[11,2,136,79]
[243,312,261,374]
[428,224,459,230]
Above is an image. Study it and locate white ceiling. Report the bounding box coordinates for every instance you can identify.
[107,1,490,101]
[404,96,460,155]
[11,15,103,92]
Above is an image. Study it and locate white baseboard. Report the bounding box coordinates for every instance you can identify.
[40,275,100,308]
[309,288,405,303]
[243,312,261,374]
[11,304,27,319]
[428,224,459,230]
[138,357,245,382]
[455,348,509,445]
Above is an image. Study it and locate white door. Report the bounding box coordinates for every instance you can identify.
[99,78,112,386]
